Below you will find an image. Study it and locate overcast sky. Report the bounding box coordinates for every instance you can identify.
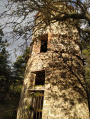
[0,0,32,64]
[0,0,89,64]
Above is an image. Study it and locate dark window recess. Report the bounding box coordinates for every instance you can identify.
[40,39,47,52]
[35,71,45,85]
[29,91,44,119]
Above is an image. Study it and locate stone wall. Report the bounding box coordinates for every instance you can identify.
[17,12,89,119]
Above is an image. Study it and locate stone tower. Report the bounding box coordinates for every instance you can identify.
[17,3,89,119]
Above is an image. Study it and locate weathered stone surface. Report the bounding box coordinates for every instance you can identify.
[17,4,89,119]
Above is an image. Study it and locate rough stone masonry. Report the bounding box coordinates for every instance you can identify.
[17,3,89,119]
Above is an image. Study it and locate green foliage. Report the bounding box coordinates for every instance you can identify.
[0,45,30,119]
[82,41,90,109]
[0,27,11,101]
[27,105,34,111]
[36,109,42,112]
[12,47,30,85]
[27,105,42,112]
[82,46,90,80]
[0,27,15,119]
[33,92,44,97]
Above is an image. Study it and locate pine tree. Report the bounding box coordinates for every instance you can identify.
[0,27,11,101]
[12,47,30,88]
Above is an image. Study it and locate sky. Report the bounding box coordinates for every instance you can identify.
[0,0,32,64]
[0,0,89,64]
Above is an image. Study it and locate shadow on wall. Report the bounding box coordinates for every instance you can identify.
[17,35,89,119]
[45,38,89,118]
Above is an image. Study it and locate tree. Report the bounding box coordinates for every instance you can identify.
[0,27,11,100]
[82,42,90,107]
[0,44,29,119]
[1,0,90,118]
[12,47,30,87]
[2,0,89,44]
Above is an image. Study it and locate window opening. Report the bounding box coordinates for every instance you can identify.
[35,71,45,85]
[40,39,47,52]
[30,91,44,119]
